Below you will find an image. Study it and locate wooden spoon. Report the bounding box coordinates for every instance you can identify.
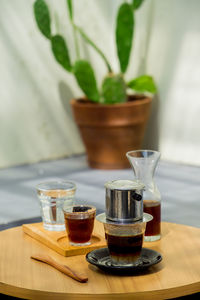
[31,254,88,283]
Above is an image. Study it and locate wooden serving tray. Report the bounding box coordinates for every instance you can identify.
[22,222,106,257]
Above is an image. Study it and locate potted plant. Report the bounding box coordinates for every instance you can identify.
[33,0,157,169]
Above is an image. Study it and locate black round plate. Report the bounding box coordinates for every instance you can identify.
[86,248,162,274]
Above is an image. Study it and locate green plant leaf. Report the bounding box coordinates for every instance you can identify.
[116,3,134,73]
[34,0,51,39]
[51,35,72,72]
[127,75,157,94]
[101,74,127,104]
[132,0,145,10]
[66,0,73,21]
[73,60,100,102]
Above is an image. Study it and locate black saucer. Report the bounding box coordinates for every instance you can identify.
[86,248,162,274]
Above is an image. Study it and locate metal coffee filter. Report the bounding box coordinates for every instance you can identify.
[105,180,145,223]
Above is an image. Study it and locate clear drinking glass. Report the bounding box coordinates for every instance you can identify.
[96,212,152,265]
[126,150,161,241]
[36,180,76,231]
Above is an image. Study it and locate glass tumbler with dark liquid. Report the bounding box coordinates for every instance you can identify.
[126,150,161,241]
[102,214,152,265]
[63,205,96,246]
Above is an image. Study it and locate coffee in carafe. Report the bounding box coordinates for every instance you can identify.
[126,150,161,241]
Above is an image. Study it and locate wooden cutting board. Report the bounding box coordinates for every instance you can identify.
[22,222,106,256]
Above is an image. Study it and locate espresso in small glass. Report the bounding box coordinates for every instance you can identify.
[63,205,96,246]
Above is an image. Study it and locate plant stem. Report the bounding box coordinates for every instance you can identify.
[73,24,80,59]
[74,24,112,73]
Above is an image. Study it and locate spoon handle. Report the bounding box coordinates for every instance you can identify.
[31,254,88,283]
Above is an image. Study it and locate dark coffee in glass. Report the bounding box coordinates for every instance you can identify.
[106,232,143,264]
[143,200,161,236]
[103,222,147,265]
[63,205,96,246]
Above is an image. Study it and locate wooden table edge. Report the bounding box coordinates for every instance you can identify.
[1,281,200,300]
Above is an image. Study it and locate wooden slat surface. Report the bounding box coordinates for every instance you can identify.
[0,221,200,299]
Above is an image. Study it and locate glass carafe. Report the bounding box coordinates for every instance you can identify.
[126,150,161,241]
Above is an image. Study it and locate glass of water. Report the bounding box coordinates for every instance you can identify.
[36,180,76,231]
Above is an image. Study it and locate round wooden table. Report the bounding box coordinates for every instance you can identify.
[0,222,200,299]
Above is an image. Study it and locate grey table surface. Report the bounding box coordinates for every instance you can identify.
[0,154,199,230]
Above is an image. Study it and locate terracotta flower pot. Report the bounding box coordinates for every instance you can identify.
[70,96,152,169]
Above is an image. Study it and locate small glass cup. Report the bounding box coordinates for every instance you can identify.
[63,205,96,246]
[36,180,76,231]
[97,213,152,266]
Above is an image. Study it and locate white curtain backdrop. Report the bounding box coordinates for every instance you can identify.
[0,0,200,168]
[147,0,200,165]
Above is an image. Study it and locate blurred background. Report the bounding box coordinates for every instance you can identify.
[0,0,200,169]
